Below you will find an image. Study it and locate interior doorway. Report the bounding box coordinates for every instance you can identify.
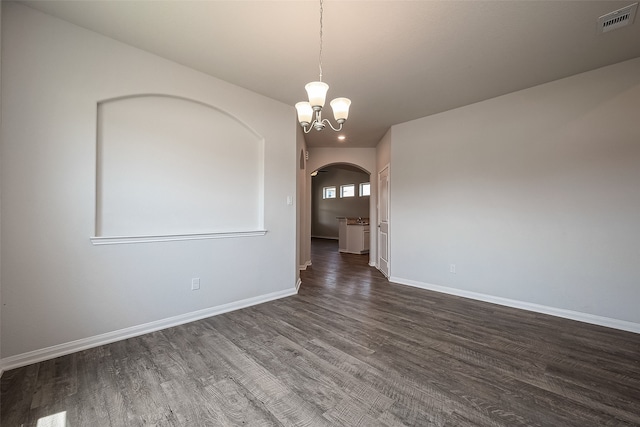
[310,164,371,243]
[299,150,379,278]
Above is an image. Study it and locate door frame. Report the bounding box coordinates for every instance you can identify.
[377,164,390,278]
[301,151,378,269]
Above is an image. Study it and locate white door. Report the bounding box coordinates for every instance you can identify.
[378,166,389,277]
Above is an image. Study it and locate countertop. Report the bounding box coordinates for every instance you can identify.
[337,217,370,226]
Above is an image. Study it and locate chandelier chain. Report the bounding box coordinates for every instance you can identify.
[294,0,350,133]
[318,0,323,82]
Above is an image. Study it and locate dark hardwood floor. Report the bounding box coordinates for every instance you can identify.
[2,238,640,426]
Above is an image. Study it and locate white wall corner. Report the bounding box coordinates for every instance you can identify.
[390,276,640,335]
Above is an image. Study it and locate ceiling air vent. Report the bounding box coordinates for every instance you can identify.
[598,3,638,33]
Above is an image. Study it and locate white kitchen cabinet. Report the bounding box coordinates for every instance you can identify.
[343,225,370,254]
[338,218,348,252]
[347,225,370,254]
[337,217,370,254]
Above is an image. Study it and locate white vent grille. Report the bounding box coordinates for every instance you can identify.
[598,3,638,33]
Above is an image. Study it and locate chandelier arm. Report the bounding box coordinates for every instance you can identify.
[322,118,344,132]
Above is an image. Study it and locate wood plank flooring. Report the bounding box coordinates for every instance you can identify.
[2,237,640,426]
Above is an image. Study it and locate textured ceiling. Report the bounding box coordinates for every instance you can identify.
[18,0,640,147]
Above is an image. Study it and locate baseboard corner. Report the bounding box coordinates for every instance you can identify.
[299,260,312,271]
[389,276,640,335]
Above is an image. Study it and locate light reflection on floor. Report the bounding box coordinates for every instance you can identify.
[304,238,382,299]
[36,411,69,427]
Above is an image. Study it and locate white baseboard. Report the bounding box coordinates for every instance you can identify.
[390,276,640,334]
[296,278,302,291]
[0,287,297,375]
[299,260,312,271]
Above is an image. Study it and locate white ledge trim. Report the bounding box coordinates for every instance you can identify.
[90,229,267,245]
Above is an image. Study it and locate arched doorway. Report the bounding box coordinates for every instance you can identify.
[310,163,370,248]
[300,149,378,271]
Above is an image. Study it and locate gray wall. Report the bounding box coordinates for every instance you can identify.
[312,166,370,239]
[1,3,296,362]
[0,1,3,363]
[390,58,640,328]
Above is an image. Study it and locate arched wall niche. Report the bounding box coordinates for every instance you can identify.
[92,94,266,245]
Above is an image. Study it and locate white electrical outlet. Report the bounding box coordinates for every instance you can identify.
[450,264,456,274]
[191,278,200,290]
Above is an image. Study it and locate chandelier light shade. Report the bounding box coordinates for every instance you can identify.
[294,102,313,125]
[305,81,329,109]
[330,97,351,122]
[296,0,351,133]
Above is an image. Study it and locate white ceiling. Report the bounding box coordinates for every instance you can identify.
[18,0,640,148]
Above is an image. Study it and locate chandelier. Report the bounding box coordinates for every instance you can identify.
[295,0,351,133]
